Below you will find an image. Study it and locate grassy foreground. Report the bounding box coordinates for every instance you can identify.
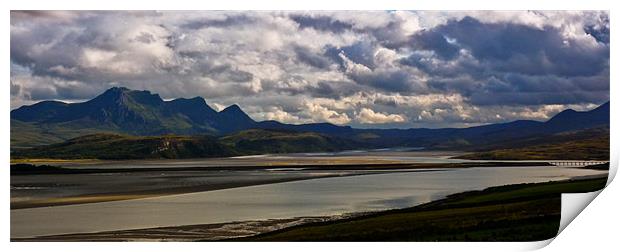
[240,177,607,241]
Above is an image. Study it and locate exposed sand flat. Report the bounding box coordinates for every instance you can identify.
[11,150,469,169]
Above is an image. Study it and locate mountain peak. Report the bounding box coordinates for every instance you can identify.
[169,96,207,105]
[594,101,610,112]
[89,86,138,104]
[190,96,205,102]
[166,96,218,121]
[544,101,609,132]
[221,104,242,112]
[98,86,131,98]
[220,104,251,119]
[216,104,256,133]
[108,86,130,92]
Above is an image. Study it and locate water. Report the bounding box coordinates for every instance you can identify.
[11,166,607,238]
[48,150,469,169]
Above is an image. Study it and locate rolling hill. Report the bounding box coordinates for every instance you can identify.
[12,129,365,160]
[220,129,368,155]
[12,133,233,159]
[455,127,610,160]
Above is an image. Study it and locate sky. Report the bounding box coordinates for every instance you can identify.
[10,10,609,128]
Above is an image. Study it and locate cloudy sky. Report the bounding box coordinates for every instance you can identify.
[10,10,609,128]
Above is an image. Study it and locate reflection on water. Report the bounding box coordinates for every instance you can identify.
[11,166,607,238]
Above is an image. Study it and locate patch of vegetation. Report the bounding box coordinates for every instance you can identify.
[239,178,607,241]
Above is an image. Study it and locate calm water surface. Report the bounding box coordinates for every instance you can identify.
[11,166,607,238]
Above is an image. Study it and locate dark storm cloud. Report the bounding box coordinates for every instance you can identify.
[396,15,610,107]
[426,77,481,96]
[262,77,362,99]
[399,52,484,79]
[325,41,377,70]
[181,14,256,30]
[290,14,354,33]
[469,89,609,107]
[409,16,609,77]
[293,46,332,69]
[348,70,420,93]
[10,11,610,127]
[583,12,610,44]
[312,81,363,98]
[19,80,103,101]
[289,13,410,49]
[585,24,610,44]
[195,63,254,83]
[410,30,460,60]
[11,13,123,82]
[370,20,412,49]
[468,73,609,106]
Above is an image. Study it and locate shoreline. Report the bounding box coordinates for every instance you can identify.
[12,173,609,242]
[242,174,608,241]
[10,161,552,174]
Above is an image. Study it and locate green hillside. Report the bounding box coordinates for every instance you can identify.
[12,129,364,160]
[12,133,233,160]
[220,129,364,154]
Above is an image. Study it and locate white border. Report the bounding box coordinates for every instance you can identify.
[3,1,616,251]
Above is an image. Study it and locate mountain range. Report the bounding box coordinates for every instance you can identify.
[11,87,610,154]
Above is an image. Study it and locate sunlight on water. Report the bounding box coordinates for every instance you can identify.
[11,166,607,238]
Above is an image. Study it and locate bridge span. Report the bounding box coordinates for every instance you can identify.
[548,161,608,167]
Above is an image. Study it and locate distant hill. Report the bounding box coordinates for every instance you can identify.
[351,102,609,150]
[12,129,364,160]
[543,102,610,132]
[220,129,367,155]
[11,87,610,153]
[455,127,610,160]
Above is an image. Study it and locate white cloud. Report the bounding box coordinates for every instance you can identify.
[356,108,406,124]
[302,101,351,125]
[10,11,609,128]
[258,106,306,124]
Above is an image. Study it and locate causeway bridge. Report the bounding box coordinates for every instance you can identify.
[548,161,608,167]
